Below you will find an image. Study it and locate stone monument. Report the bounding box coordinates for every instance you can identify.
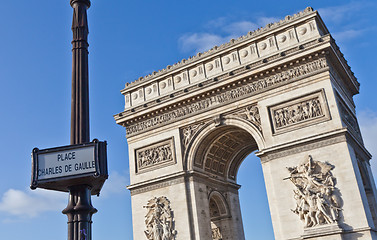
[115,7,377,240]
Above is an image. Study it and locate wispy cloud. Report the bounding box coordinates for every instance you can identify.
[222,21,258,36]
[318,2,365,24]
[256,17,279,27]
[332,29,366,42]
[179,33,226,54]
[0,171,128,222]
[99,171,128,197]
[318,1,377,44]
[178,15,278,54]
[0,188,66,220]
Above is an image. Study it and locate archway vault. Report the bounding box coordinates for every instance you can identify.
[185,117,263,182]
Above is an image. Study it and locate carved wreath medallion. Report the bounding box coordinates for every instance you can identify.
[286,155,342,227]
[144,196,176,240]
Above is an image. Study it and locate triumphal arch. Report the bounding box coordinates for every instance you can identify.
[114,7,377,240]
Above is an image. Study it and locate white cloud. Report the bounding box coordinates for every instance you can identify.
[99,171,128,197]
[256,17,279,27]
[0,171,128,221]
[318,1,377,27]
[332,29,366,42]
[0,188,66,219]
[179,33,226,54]
[223,21,258,36]
[179,16,277,54]
[318,2,364,24]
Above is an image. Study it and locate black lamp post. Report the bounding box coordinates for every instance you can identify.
[62,1,96,240]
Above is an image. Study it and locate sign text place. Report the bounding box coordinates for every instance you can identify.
[37,146,96,180]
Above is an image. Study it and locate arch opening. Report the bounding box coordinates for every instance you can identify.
[209,191,231,240]
[187,122,268,240]
[193,125,258,182]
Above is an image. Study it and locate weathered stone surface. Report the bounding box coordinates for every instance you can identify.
[115,7,377,240]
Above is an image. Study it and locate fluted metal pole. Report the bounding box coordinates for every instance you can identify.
[63,1,96,240]
[70,0,90,145]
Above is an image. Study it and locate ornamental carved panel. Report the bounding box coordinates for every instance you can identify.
[269,90,330,134]
[286,155,342,227]
[229,104,262,131]
[135,138,176,173]
[181,122,206,150]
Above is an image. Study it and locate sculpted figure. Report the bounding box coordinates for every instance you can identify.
[286,155,342,227]
[144,197,176,240]
[182,124,202,147]
[152,218,163,240]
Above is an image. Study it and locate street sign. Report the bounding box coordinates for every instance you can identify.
[31,140,108,195]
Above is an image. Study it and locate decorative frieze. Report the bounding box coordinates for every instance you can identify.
[286,155,342,227]
[125,58,328,136]
[269,90,330,134]
[144,196,176,240]
[135,138,175,173]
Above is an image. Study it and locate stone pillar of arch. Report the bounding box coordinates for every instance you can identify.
[115,7,377,240]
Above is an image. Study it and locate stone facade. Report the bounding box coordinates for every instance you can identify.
[115,7,377,240]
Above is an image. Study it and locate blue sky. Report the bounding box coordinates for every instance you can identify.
[0,1,376,239]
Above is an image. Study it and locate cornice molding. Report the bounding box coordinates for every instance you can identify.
[122,56,328,136]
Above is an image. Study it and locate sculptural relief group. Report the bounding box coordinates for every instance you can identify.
[274,97,323,129]
[144,197,176,240]
[287,155,342,227]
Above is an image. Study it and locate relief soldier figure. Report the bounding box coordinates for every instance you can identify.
[144,197,176,240]
[286,155,342,227]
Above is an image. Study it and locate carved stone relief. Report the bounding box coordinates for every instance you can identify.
[125,58,328,136]
[231,104,261,131]
[269,90,329,134]
[144,196,176,240]
[181,122,205,149]
[211,227,222,240]
[286,155,342,227]
[136,138,175,173]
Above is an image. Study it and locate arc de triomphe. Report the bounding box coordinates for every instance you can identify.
[114,7,377,240]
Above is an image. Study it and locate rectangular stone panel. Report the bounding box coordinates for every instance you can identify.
[258,35,278,57]
[276,28,298,50]
[124,92,131,109]
[269,89,330,134]
[173,70,190,89]
[239,43,259,65]
[296,19,320,42]
[205,57,223,78]
[135,138,176,173]
[221,51,240,71]
[159,77,174,95]
[131,87,145,105]
[144,82,159,101]
[189,64,206,83]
